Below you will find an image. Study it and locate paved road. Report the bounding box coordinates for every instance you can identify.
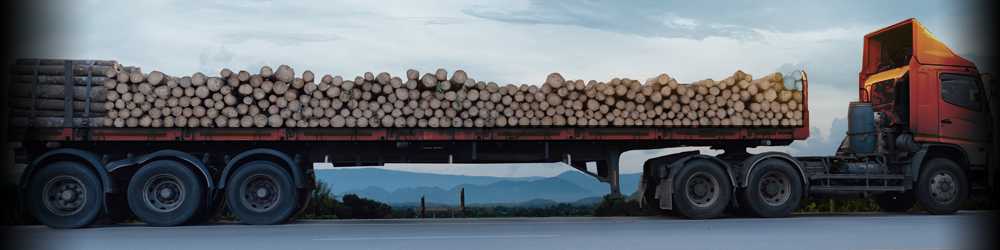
[7,212,995,250]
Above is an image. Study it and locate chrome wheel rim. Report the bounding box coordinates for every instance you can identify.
[929,171,957,204]
[758,171,792,206]
[42,175,87,216]
[142,173,186,213]
[685,172,720,208]
[240,174,281,213]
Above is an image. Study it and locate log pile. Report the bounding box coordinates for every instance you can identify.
[9,60,804,128]
[7,59,118,127]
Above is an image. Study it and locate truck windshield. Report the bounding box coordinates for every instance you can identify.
[872,23,913,72]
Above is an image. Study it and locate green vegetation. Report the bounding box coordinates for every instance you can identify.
[394,203,596,218]
[300,181,393,219]
[798,198,880,213]
[592,194,652,216]
[301,181,340,219]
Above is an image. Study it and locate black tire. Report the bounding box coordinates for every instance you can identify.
[126,160,204,227]
[738,159,803,218]
[876,191,915,212]
[225,161,297,225]
[672,160,732,219]
[28,161,103,229]
[915,158,967,215]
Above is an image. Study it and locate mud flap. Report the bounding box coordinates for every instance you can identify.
[636,174,648,208]
[658,177,673,210]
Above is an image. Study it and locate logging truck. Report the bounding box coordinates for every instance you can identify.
[5,18,996,228]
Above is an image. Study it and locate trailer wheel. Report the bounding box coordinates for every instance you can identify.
[127,160,204,226]
[226,161,297,225]
[739,159,802,218]
[28,161,103,229]
[673,160,731,219]
[916,158,967,215]
[875,191,914,212]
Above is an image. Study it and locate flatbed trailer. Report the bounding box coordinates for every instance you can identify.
[8,68,811,227]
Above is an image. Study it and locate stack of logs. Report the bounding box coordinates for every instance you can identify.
[9,60,804,128]
[8,59,116,127]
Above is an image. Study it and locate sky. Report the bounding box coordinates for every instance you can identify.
[22,0,994,177]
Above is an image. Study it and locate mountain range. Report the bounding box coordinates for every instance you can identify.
[316,168,640,205]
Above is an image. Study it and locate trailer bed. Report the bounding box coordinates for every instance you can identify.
[15,126,808,143]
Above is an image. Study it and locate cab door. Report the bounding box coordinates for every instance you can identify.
[937,72,990,164]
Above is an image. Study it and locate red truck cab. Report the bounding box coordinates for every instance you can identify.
[852,19,995,213]
[861,18,992,166]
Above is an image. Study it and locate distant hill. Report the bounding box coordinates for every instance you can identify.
[554,171,641,195]
[317,168,641,205]
[316,168,542,192]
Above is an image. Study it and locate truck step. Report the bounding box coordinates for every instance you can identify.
[810,185,906,192]
[809,174,905,180]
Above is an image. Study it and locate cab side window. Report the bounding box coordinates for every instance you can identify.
[940,74,982,111]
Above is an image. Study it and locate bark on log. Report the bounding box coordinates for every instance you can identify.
[11,98,107,112]
[10,83,107,101]
[10,117,104,127]
[11,75,112,86]
[11,64,116,77]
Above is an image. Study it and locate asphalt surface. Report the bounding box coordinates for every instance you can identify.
[6,212,995,250]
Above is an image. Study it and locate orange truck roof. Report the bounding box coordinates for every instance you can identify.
[861,18,976,78]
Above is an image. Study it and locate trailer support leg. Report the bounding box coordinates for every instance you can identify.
[605,150,622,196]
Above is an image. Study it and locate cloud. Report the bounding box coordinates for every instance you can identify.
[663,15,698,30]
[220,32,342,46]
[788,117,849,156]
[462,1,759,40]
[198,46,235,72]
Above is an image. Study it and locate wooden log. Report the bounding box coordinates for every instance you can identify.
[11,75,112,86]
[451,70,468,84]
[11,64,116,76]
[11,98,107,112]
[10,83,107,101]
[10,117,104,127]
[9,109,105,117]
[15,59,118,67]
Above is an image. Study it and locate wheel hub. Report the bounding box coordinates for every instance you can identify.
[42,175,87,216]
[692,182,708,196]
[929,172,957,203]
[142,174,186,213]
[765,182,781,196]
[241,174,281,213]
[61,190,76,200]
[159,188,174,199]
[685,172,720,208]
[758,171,792,206]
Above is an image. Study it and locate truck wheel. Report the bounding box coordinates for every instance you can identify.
[127,160,204,226]
[915,158,967,215]
[28,161,103,228]
[876,191,914,212]
[739,159,802,218]
[673,160,731,219]
[226,161,297,225]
